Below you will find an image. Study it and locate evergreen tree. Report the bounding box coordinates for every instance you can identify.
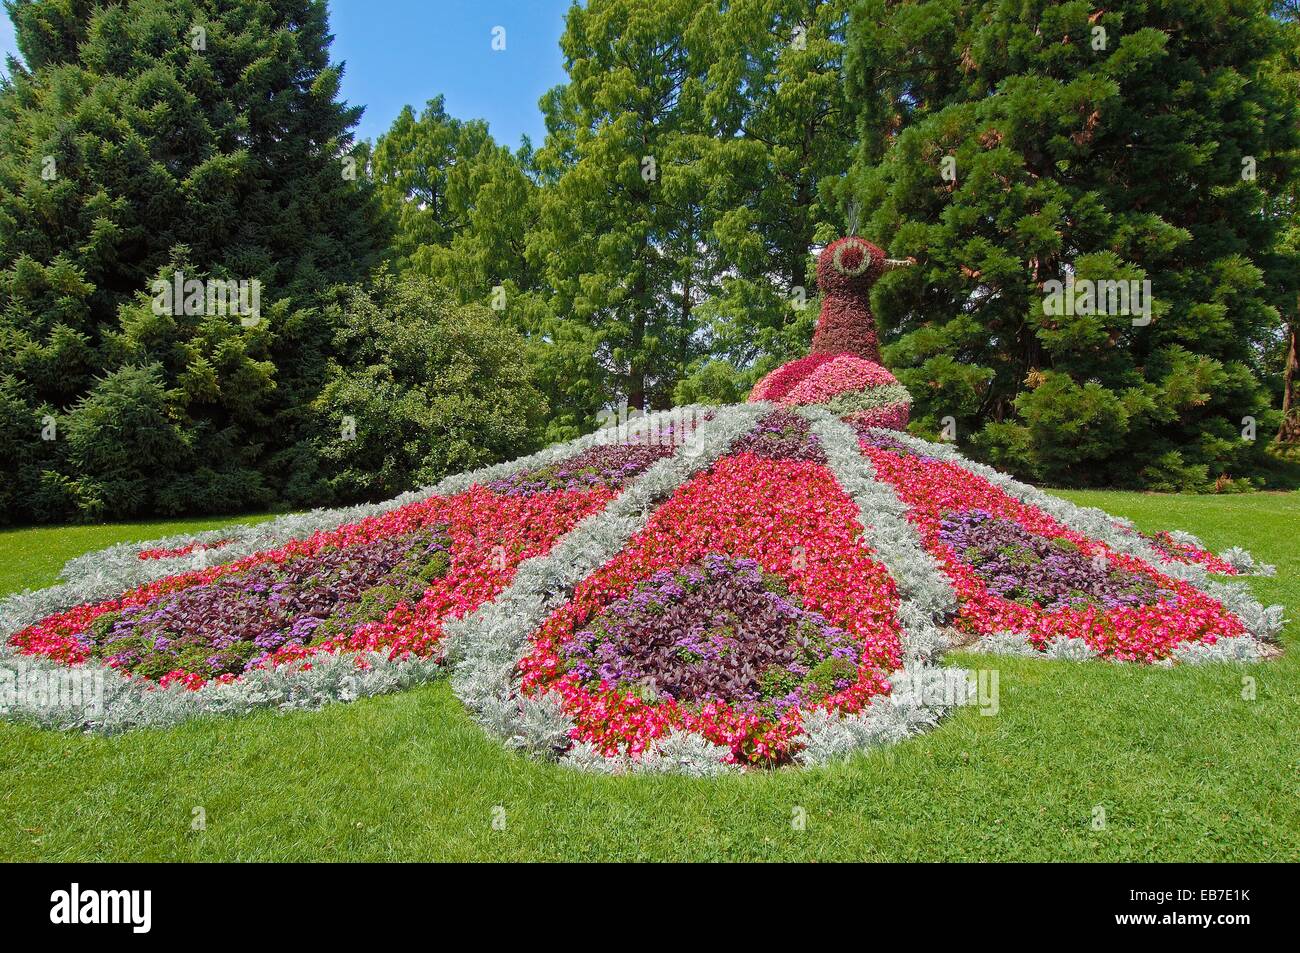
[369,96,579,439]
[371,96,540,299]
[0,0,384,521]
[841,0,1298,489]
[1270,0,1300,445]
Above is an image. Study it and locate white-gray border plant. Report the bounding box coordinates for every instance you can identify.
[445,402,767,775]
[868,428,1283,651]
[0,407,738,734]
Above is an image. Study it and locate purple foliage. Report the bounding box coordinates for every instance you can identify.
[559,555,861,716]
[732,409,826,462]
[487,443,676,496]
[856,427,934,458]
[88,526,452,680]
[938,509,1169,611]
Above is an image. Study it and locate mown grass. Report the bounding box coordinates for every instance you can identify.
[0,492,1296,861]
[0,513,279,597]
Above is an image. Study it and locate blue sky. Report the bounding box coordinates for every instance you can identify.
[1,0,574,150]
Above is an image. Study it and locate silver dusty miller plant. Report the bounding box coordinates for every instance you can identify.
[445,403,768,775]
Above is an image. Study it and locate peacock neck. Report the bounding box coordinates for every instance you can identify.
[809,289,881,363]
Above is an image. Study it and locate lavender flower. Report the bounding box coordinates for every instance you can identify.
[937,509,1171,611]
[559,555,862,716]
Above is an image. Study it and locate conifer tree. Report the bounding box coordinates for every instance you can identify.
[682,0,855,400]
[0,0,384,520]
[841,0,1299,489]
[529,0,718,419]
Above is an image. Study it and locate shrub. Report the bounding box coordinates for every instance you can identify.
[313,273,548,501]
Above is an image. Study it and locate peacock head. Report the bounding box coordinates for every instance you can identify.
[815,236,914,295]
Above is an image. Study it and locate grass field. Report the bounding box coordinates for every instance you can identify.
[1,491,1296,861]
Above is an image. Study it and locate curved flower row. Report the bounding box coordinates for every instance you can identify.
[138,540,232,561]
[783,355,899,405]
[860,439,1248,661]
[1124,526,1239,575]
[749,353,844,402]
[486,443,677,496]
[751,353,911,432]
[518,452,903,765]
[10,485,614,687]
[838,402,911,431]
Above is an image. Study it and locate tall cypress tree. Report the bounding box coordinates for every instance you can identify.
[842,0,1298,489]
[0,0,384,521]
[530,0,718,419]
[682,0,856,401]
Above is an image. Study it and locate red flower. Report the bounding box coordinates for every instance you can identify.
[519,453,903,765]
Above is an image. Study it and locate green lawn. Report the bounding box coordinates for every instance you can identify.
[1,492,1296,861]
[0,513,280,597]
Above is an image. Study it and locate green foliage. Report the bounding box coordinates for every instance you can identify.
[702,0,856,371]
[4,0,1298,519]
[527,0,715,417]
[524,0,853,424]
[0,0,386,522]
[371,96,540,300]
[842,0,1298,489]
[673,358,755,406]
[312,272,548,502]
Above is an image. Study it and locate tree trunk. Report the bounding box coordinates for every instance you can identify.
[628,308,646,412]
[1279,316,1300,443]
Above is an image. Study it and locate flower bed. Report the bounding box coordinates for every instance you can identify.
[939,509,1171,612]
[860,439,1249,661]
[90,523,455,681]
[558,555,862,718]
[729,408,825,462]
[518,452,903,765]
[9,485,614,686]
[2,397,1279,760]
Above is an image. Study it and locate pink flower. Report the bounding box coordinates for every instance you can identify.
[861,440,1248,660]
[518,453,903,765]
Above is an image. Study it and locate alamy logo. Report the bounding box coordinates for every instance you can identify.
[594,402,708,454]
[50,883,151,933]
[0,663,104,717]
[152,270,262,326]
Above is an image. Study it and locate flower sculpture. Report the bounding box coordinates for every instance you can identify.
[749,236,915,430]
[1,286,1283,773]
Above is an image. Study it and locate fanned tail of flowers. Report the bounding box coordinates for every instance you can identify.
[857,431,1263,662]
[5,438,688,696]
[518,450,904,766]
[0,394,1281,763]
